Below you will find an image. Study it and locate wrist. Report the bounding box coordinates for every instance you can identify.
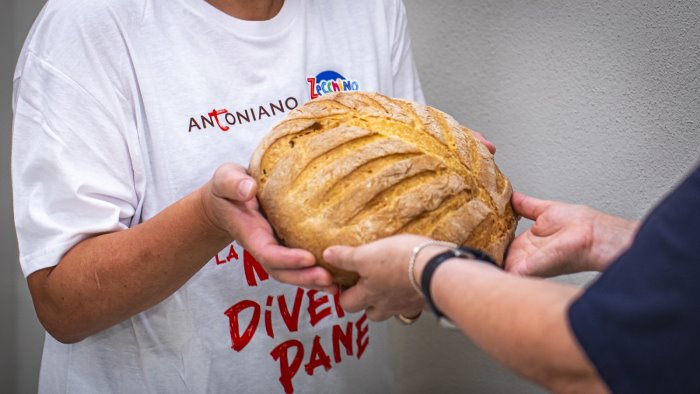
[589,214,639,271]
[413,245,454,289]
[419,247,499,321]
[196,182,232,240]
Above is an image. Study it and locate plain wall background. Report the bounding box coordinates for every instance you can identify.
[2,0,51,393]
[391,1,699,393]
[2,1,698,393]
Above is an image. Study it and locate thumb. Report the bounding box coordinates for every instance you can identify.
[512,192,553,221]
[212,163,258,202]
[323,246,358,272]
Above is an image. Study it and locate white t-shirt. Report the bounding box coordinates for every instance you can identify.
[12,0,424,393]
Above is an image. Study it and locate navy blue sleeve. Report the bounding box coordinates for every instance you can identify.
[568,163,700,394]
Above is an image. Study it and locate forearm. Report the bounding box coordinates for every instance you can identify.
[28,185,231,343]
[425,259,606,393]
[589,214,639,271]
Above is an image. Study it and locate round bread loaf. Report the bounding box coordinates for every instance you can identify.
[249,91,518,286]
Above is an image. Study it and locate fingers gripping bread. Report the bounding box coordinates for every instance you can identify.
[249,92,518,286]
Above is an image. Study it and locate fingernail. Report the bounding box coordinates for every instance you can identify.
[323,248,333,261]
[238,179,254,198]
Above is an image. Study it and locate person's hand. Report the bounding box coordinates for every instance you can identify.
[200,163,334,292]
[323,234,430,321]
[472,130,496,154]
[506,192,638,277]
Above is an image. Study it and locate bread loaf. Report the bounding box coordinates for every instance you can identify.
[249,92,518,286]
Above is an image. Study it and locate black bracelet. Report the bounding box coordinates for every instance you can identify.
[420,246,499,320]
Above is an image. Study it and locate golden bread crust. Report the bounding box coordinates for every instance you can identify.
[249,92,518,286]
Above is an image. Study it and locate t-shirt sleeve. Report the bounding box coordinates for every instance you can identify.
[568,164,700,393]
[12,1,144,277]
[386,0,425,104]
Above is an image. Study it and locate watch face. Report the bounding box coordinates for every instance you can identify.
[453,249,476,260]
[456,246,498,267]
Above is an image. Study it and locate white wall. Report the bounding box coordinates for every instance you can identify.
[1,0,19,388]
[2,1,49,393]
[2,1,699,393]
[391,1,700,393]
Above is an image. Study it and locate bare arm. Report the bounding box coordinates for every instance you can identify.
[28,164,333,344]
[322,192,642,390]
[323,234,607,392]
[423,256,606,393]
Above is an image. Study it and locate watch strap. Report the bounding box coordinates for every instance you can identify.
[420,246,499,320]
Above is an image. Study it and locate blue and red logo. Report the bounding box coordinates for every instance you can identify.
[307,70,360,99]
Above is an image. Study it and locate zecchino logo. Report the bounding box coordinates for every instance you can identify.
[307,70,360,99]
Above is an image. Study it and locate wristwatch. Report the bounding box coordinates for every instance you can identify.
[420,246,499,325]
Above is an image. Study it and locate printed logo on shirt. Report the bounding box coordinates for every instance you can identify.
[215,242,371,393]
[187,96,299,133]
[307,70,360,99]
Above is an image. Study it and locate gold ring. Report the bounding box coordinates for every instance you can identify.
[395,310,422,325]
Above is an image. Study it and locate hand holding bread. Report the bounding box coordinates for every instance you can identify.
[249,92,518,286]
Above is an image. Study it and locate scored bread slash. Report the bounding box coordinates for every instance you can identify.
[249,91,518,287]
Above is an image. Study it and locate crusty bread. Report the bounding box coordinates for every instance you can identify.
[249,92,518,286]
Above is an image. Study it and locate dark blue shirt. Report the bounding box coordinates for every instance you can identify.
[569,164,700,393]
